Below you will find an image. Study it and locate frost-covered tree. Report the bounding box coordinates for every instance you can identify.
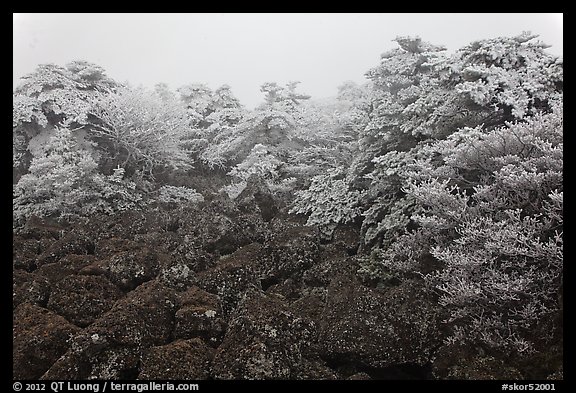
[222,144,283,199]
[259,81,311,111]
[374,108,563,356]
[13,61,119,178]
[453,32,563,120]
[177,83,214,126]
[199,85,246,141]
[204,81,351,204]
[280,96,361,188]
[335,80,374,135]
[13,61,117,129]
[13,127,142,229]
[290,167,365,237]
[357,33,563,250]
[201,107,297,170]
[154,185,204,208]
[175,83,247,166]
[177,83,244,129]
[200,81,308,170]
[228,144,282,183]
[154,82,177,102]
[212,84,243,110]
[89,86,193,180]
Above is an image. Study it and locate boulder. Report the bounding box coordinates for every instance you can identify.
[290,289,327,326]
[94,238,143,259]
[88,248,164,291]
[43,281,177,379]
[257,225,320,290]
[13,270,50,308]
[347,372,372,380]
[291,359,339,380]
[12,236,42,271]
[212,289,317,379]
[236,174,278,222]
[319,275,442,368]
[194,243,262,316]
[158,250,215,290]
[174,286,226,346]
[265,277,302,300]
[36,254,96,284]
[138,339,215,380]
[35,230,95,267]
[47,275,122,327]
[331,224,361,255]
[174,197,268,256]
[83,280,177,348]
[432,344,524,379]
[16,215,64,241]
[302,256,358,288]
[13,303,81,379]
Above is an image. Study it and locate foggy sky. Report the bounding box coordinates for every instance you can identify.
[13,13,563,109]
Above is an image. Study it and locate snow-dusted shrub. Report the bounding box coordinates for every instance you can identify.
[13,61,119,171]
[290,168,365,235]
[89,86,193,179]
[453,32,563,120]
[378,109,563,354]
[13,128,143,229]
[221,144,283,200]
[13,61,117,129]
[201,107,296,170]
[350,33,563,250]
[228,144,281,182]
[156,185,204,205]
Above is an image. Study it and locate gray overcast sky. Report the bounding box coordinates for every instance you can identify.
[13,13,563,109]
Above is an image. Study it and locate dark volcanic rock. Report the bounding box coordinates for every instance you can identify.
[92,248,164,291]
[319,275,442,368]
[43,281,178,379]
[17,216,64,241]
[257,225,320,290]
[331,224,361,255]
[236,175,279,221]
[13,303,81,380]
[265,277,302,300]
[178,285,222,310]
[47,275,122,327]
[42,345,140,380]
[12,236,42,271]
[432,342,563,380]
[95,238,143,259]
[292,360,339,380]
[174,286,226,346]
[13,270,50,308]
[138,338,215,380]
[158,258,195,290]
[432,343,523,379]
[212,289,317,379]
[347,372,372,380]
[158,250,215,290]
[36,230,95,267]
[202,213,264,256]
[36,254,96,284]
[172,197,268,256]
[194,243,262,316]
[290,289,327,326]
[84,280,177,348]
[40,351,89,380]
[302,256,358,288]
